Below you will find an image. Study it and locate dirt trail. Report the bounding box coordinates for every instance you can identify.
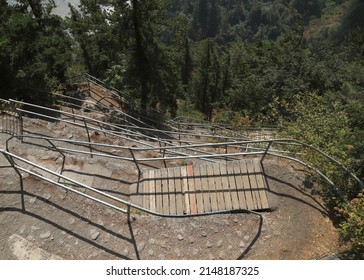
[0,145,342,259]
[0,86,344,260]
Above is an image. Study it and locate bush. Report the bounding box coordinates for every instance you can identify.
[211,107,251,128]
[337,190,364,259]
[279,91,364,258]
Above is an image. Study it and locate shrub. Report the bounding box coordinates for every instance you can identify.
[337,191,364,259]
[279,91,364,258]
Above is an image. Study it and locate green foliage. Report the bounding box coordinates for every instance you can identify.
[280,92,350,155]
[189,38,223,118]
[337,191,364,259]
[176,98,206,121]
[292,0,325,24]
[211,107,251,128]
[277,92,364,258]
[0,0,73,103]
[278,92,361,204]
[346,103,364,182]
[1,0,363,259]
[68,0,120,79]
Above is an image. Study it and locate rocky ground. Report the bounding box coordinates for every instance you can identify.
[0,92,346,260]
[0,141,343,260]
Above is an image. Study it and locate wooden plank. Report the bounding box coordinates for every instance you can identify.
[220,163,232,211]
[192,164,204,213]
[187,164,197,214]
[160,168,169,215]
[206,164,218,211]
[253,159,270,210]
[199,164,211,212]
[137,160,268,215]
[154,169,163,213]
[180,166,190,214]
[232,161,248,210]
[246,159,260,209]
[142,171,149,211]
[148,169,156,213]
[212,163,226,211]
[226,162,240,210]
[239,160,254,210]
[167,167,177,215]
[174,167,184,215]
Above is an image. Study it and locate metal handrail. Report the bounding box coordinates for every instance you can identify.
[54,92,250,143]
[10,100,251,162]
[6,97,364,192]
[53,91,154,132]
[0,148,263,218]
[85,73,124,101]
[6,96,363,190]
[68,74,252,138]
[85,73,171,127]
[3,98,363,213]
[70,74,276,141]
[6,131,364,197]
[2,130,363,218]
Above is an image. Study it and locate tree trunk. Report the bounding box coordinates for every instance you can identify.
[131,0,149,112]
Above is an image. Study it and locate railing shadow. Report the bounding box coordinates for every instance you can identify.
[261,162,330,216]
[237,161,334,259]
[237,212,263,260]
[0,188,140,260]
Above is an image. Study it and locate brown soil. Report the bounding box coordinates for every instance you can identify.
[0,85,346,260]
[0,143,343,260]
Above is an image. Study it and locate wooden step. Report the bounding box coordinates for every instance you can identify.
[131,159,270,215]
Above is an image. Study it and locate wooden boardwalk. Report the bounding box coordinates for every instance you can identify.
[131,159,269,215]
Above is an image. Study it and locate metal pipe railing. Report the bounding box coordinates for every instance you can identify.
[7,131,363,196]
[12,96,252,148]
[6,98,364,191]
[2,130,363,218]
[1,148,262,218]
[6,106,364,194]
[11,101,228,162]
[3,96,364,211]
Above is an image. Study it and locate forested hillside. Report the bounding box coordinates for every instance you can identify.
[1,0,363,118]
[1,0,364,257]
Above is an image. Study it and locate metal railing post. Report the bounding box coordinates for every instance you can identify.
[46,139,66,181]
[225,144,228,161]
[98,122,107,137]
[83,118,93,158]
[261,140,272,163]
[162,143,167,168]
[71,106,76,123]
[87,78,91,96]
[129,148,141,178]
[178,123,181,144]
[19,111,24,141]
[3,153,25,211]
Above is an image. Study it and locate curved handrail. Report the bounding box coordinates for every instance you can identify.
[5,131,363,202]
[0,148,263,218]
[3,99,363,207]
[5,98,363,192]
[2,137,362,218]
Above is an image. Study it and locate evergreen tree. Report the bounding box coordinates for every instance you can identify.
[207,0,221,38]
[0,0,72,102]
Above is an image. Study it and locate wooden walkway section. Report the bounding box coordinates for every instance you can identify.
[131,159,270,215]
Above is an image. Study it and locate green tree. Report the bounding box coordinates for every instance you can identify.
[292,0,325,24]
[191,0,210,40]
[346,103,364,181]
[207,0,221,38]
[0,0,72,102]
[189,39,223,119]
[68,0,120,79]
[125,0,181,114]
